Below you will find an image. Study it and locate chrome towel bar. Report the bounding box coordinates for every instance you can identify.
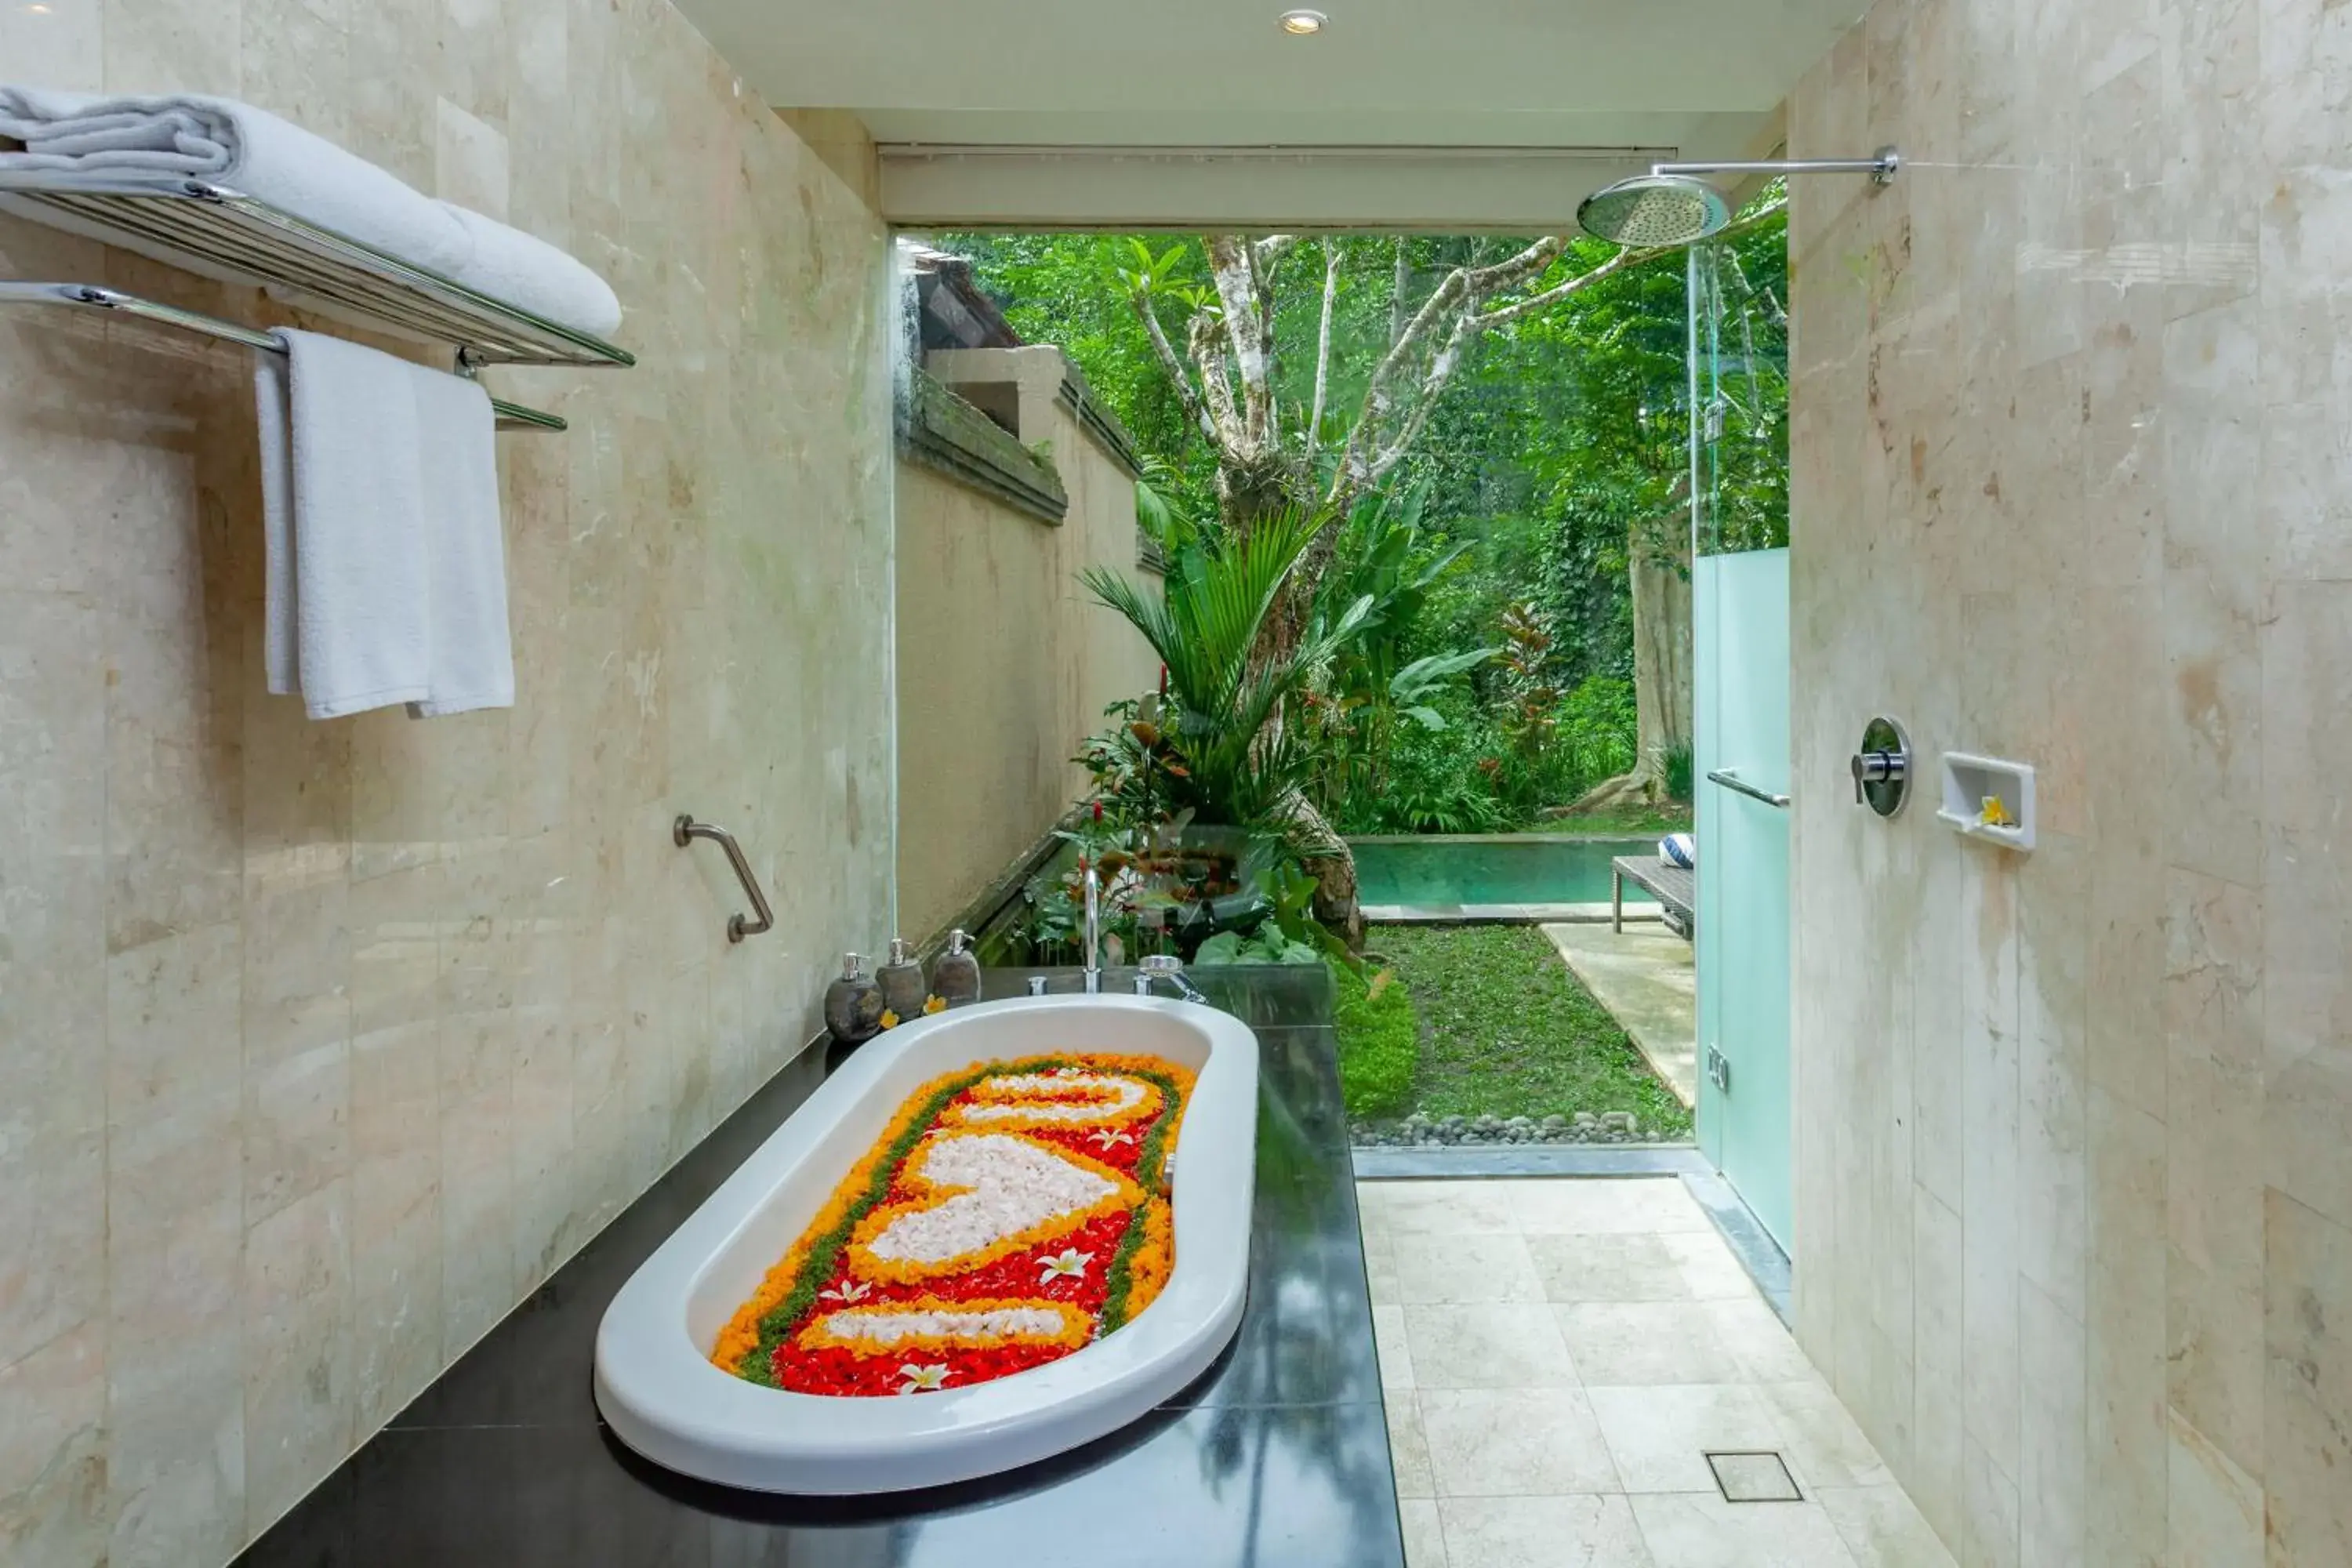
[0,281,566,430]
[0,176,634,367]
[673,815,775,943]
[1706,768,1791,809]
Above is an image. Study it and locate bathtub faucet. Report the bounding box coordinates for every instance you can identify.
[1080,860,1103,994]
[1134,954,1207,1004]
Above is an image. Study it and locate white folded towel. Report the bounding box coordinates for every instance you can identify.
[0,86,622,338]
[0,87,473,278]
[437,201,622,339]
[256,329,512,720]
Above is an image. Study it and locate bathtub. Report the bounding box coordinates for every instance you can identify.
[593,992,1260,1495]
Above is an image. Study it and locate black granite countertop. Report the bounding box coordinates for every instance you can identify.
[235,966,1404,1568]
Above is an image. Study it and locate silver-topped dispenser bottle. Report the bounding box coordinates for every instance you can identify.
[822,953,885,1044]
[876,936,927,1022]
[931,928,982,1008]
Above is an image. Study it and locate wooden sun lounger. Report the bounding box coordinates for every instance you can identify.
[1611,855,1695,939]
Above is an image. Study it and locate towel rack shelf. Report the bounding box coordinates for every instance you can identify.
[0,174,634,369]
[0,281,568,431]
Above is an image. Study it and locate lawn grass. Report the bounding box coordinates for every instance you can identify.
[1345,924,1693,1140]
[1330,960,1418,1121]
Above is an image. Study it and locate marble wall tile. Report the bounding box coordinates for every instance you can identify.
[2263,1189,2352,1565]
[0,2,892,1561]
[1791,0,2352,1559]
[2085,1089,2169,1568]
[2162,871,2266,1481]
[105,1088,246,1568]
[0,1323,107,1566]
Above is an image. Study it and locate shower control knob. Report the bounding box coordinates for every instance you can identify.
[1849,717,1913,818]
[1851,750,1904,799]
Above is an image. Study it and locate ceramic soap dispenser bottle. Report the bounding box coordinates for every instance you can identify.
[877,936,927,1024]
[931,928,982,1008]
[823,953,885,1045]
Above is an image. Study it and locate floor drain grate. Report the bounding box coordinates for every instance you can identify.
[1704,1450,1802,1503]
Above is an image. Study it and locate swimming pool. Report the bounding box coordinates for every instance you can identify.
[1350,834,1661,915]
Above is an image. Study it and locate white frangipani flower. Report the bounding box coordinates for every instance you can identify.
[897,1363,951,1393]
[1038,1248,1093,1285]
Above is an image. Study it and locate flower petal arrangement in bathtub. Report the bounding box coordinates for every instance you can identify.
[712,1054,1193,1396]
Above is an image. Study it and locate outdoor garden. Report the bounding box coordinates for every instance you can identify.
[939,194,1788,1145]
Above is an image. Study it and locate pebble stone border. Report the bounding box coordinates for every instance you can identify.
[1349,1109,1681,1148]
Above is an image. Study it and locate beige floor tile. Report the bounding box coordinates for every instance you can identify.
[1359,1179,1519,1236]
[1630,1493,1865,1567]
[1388,1392,1435,1498]
[1501,1177,1711,1235]
[1557,1301,1748,1385]
[1706,1298,1819,1381]
[1528,1232,1695,1303]
[1663,1229,1761,1300]
[1585,1383,1785,1492]
[1816,1485,1959,1567]
[1418,1386,1623,1496]
[1374,1303,1415,1390]
[1438,1495,1656,1567]
[1392,1231,1544,1305]
[1403,1303,1578,1388]
[1367,1229,1403,1306]
[1759,1379,1893,1489]
[1399,1497,1449,1568]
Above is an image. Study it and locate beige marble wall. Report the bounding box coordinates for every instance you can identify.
[0,3,894,1564]
[895,353,1160,939]
[1788,0,2352,1561]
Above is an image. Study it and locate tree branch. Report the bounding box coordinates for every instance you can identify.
[1306,238,1340,464]
[1207,234,1276,449]
[1389,238,1410,350]
[1252,234,1301,281]
[1129,291,1216,445]
[1188,308,1243,450]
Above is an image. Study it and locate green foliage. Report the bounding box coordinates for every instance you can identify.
[943,205,1791,840]
[1364,925,1693,1136]
[1663,742,1697,804]
[1332,963,1418,1121]
[1084,506,1370,832]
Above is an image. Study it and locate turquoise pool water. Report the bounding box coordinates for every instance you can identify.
[1351,835,1660,909]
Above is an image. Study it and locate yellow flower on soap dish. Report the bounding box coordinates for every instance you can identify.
[1979,796,2015,829]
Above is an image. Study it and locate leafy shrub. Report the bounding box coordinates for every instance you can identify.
[1333,961,1417,1121]
[1663,742,1696,804]
[1555,675,1639,786]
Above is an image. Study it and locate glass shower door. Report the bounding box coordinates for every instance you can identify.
[1689,241,1794,1249]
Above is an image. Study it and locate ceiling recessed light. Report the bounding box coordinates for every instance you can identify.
[1279,9,1327,34]
[23,3,54,13]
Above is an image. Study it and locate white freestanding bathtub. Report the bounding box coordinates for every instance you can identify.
[593,993,1259,1495]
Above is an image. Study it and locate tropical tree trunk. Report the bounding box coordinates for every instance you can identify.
[1567,516,1693,811]
[1629,543,1693,789]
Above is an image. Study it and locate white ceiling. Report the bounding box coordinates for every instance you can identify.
[679,0,1874,227]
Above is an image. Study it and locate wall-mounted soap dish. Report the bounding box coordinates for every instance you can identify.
[1936,753,2034,851]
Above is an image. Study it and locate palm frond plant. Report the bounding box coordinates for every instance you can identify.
[1083,505,1373,837]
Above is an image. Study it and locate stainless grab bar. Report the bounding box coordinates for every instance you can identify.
[673,815,775,942]
[1706,768,1791,809]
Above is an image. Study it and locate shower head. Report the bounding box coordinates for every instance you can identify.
[1577,147,1901,247]
[1576,175,1734,248]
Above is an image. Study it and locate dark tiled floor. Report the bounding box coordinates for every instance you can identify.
[236,966,1404,1568]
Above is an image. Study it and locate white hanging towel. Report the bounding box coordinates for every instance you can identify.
[254,328,511,720]
[405,361,514,717]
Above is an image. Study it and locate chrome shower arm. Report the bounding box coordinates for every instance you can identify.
[1650,148,1900,185]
